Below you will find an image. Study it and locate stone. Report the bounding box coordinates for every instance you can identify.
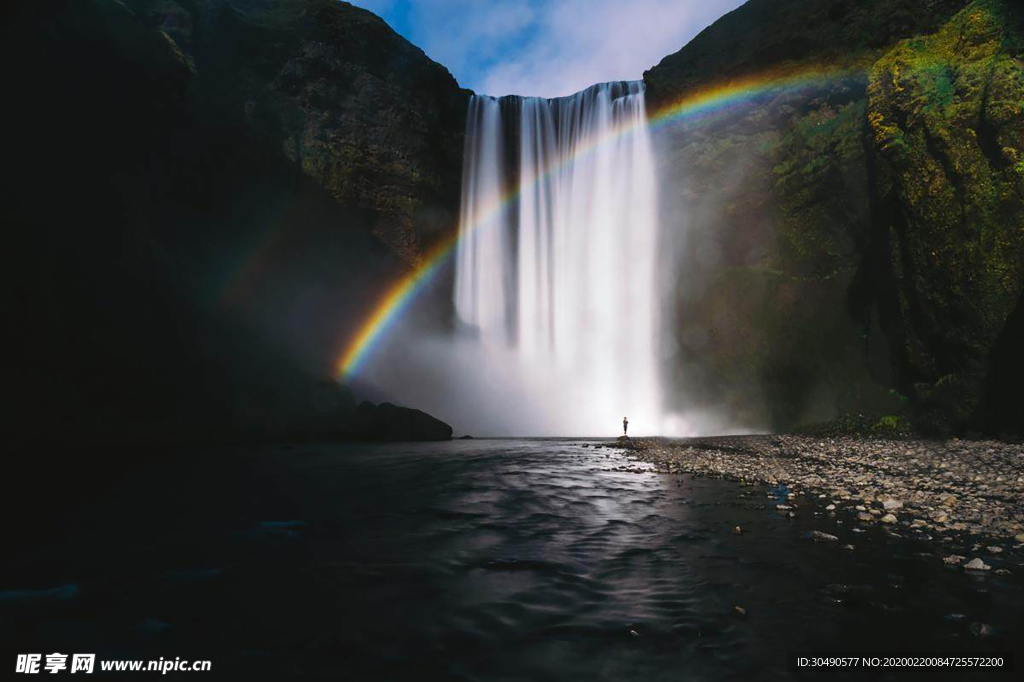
[970,622,995,639]
[963,558,990,571]
[882,499,903,511]
[880,513,897,524]
[825,504,836,511]
[942,555,965,566]
[804,530,839,542]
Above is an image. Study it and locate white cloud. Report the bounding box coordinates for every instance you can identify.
[350,0,746,98]
[480,0,745,97]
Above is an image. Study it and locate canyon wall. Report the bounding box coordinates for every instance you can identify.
[645,0,1023,435]
[4,0,468,442]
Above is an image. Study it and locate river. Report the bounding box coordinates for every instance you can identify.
[4,440,1020,679]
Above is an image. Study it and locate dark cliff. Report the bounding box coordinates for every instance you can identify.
[645,0,1024,435]
[3,0,468,443]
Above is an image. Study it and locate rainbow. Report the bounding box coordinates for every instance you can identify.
[327,64,861,378]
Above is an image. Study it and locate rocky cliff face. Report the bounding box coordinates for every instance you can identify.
[145,0,470,263]
[645,0,1023,435]
[4,0,467,443]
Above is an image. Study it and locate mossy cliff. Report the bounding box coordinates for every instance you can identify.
[4,0,467,443]
[645,0,1024,434]
[867,0,1024,432]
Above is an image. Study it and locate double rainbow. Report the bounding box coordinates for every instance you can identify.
[327,65,859,378]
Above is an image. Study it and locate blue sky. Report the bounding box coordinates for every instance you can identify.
[349,0,747,98]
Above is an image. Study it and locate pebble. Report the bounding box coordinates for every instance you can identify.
[734,605,747,617]
[624,435,1024,552]
[942,555,965,566]
[963,558,991,571]
[881,513,897,524]
[858,512,873,522]
[970,622,995,639]
[841,544,855,551]
[985,546,1002,554]
[825,504,836,511]
[804,530,839,542]
[732,526,744,535]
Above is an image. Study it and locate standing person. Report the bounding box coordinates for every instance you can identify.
[623,417,629,436]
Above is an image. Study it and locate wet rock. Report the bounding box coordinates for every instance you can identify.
[942,555,965,566]
[734,605,747,617]
[825,504,836,511]
[804,530,839,542]
[731,526,744,535]
[882,499,903,511]
[841,544,855,551]
[985,546,1002,554]
[970,622,995,639]
[963,558,991,571]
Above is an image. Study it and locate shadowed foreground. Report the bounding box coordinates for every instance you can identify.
[3,440,1021,680]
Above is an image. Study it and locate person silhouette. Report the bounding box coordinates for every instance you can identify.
[623,417,629,436]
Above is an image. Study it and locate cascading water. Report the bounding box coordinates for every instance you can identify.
[454,81,663,435]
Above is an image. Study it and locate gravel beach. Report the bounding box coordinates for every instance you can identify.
[622,435,1024,560]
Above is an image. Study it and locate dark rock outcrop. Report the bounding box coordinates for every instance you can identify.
[353,401,453,442]
[644,0,1024,434]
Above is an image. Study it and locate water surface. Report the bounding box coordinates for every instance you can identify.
[4,440,1021,679]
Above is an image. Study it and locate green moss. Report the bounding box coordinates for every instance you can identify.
[867,0,1024,430]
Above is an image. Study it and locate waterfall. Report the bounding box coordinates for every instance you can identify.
[454,81,663,435]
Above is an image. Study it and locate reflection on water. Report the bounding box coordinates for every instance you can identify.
[3,440,1021,680]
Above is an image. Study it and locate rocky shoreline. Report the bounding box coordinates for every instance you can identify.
[619,435,1024,571]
